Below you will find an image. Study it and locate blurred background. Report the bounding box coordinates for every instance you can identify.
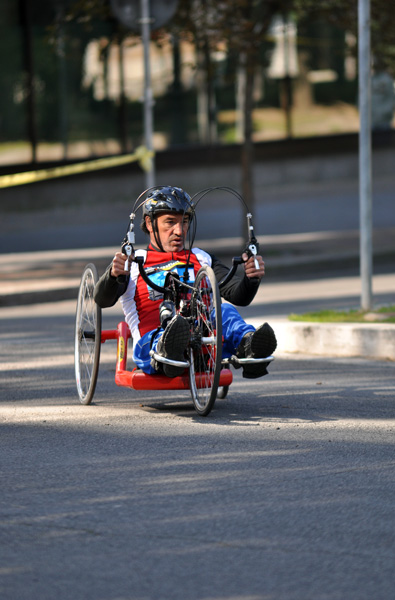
[2,0,394,164]
[1,0,395,256]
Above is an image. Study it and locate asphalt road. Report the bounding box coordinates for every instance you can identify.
[1,300,395,600]
[1,175,394,253]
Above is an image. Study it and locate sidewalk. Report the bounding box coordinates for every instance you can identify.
[1,229,394,361]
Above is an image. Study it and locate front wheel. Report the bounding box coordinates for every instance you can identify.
[74,263,101,405]
[189,266,222,416]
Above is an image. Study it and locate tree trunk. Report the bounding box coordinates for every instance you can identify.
[118,39,128,153]
[171,34,186,145]
[19,0,38,163]
[196,39,217,145]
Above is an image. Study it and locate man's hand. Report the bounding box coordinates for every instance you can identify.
[111,251,129,277]
[242,252,265,279]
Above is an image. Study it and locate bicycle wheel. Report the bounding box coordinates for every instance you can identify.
[74,263,102,405]
[217,385,229,399]
[189,265,222,416]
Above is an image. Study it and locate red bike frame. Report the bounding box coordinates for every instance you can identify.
[101,321,233,391]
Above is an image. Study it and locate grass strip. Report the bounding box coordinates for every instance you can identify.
[289,305,395,324]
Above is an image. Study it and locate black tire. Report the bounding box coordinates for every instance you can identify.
[189,266,222,416]
[217,385,229,399]
[74,264,101,405]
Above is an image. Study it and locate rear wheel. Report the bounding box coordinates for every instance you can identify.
[189,266,222,416]
[74,264,101,404]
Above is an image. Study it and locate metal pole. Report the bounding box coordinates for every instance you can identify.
[140,0,155,188]
[283,14,293,138]
[358,0,373,310]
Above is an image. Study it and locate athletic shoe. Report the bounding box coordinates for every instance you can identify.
[236,322,277,379]
[236,322,277,359]
[156,315,190,377]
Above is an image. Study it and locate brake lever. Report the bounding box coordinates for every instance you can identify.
[121,242,134,272]
[244,213,260,270]
[121,212,136,272]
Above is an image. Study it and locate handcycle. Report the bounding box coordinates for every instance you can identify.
[74,187,274,417]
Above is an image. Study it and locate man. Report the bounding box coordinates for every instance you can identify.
[94,186,277,378]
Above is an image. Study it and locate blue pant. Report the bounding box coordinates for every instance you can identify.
[133,303,255,374]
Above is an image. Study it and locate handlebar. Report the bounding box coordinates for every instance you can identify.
[133,254,243,295]
[218,256,243,288]
[134,255,169,295]
[120,193,260,295]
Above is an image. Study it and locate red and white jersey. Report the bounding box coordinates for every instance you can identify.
[121,246,212,342]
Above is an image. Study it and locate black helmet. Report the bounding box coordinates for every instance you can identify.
[142,186,193,221]
[140,186,195,242]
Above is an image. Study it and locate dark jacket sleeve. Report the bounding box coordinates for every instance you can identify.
[94,264,130,308]
[210,254,260,307]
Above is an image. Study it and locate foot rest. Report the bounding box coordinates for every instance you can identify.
[222,355,274,369]
[150,350,189,368]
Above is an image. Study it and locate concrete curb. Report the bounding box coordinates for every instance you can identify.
[268,319,395,362]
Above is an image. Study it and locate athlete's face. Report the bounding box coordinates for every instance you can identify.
[146,213,189,252]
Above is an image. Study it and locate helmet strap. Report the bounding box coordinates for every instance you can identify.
[149,217,164,252]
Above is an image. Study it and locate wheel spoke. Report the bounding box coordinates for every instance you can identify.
[189,266,222,416]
